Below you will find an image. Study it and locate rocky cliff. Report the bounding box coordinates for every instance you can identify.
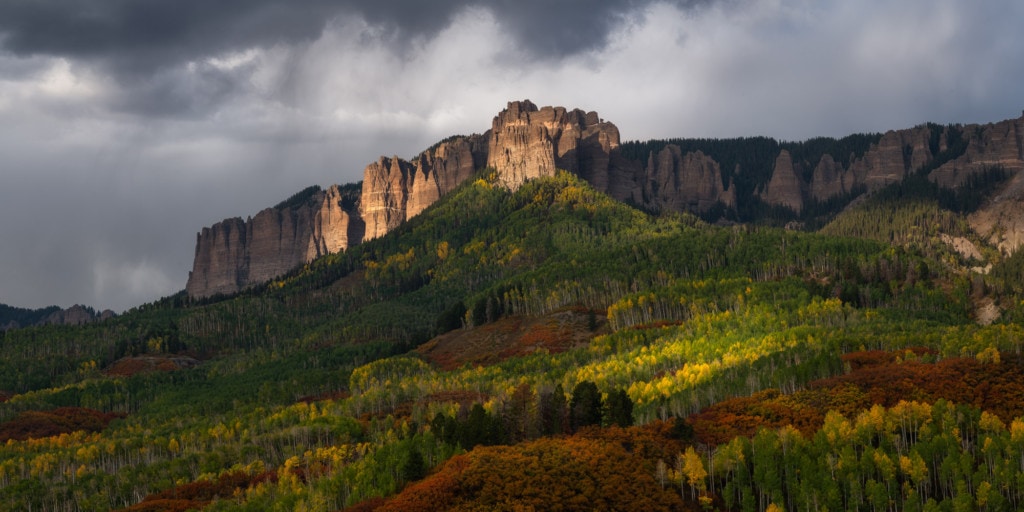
[931,114,1024,188]
[43,305,114,327]
[187,102,1024,298]
[186,186,363,298]
[642,146,733,213]
[487,100,627,195]
[760,114,1024,211]
[361,136,487,241]
[761,150,805,213]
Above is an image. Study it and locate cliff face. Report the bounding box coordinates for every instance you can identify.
[761,150,805,213]
[487,100,623,193]
[186,188,363,298]
[770,126,934,209]
[311,185,365,256]
[762,114,1024,210]
[361,136,487,241]
[187,135,486,298]
[963,113,1024,254]
[360,156,414,241]
[42,305,114,327]
[187,217,248,298]
[848,127,933,190]
[643,146,733,213]
[931,114,1024,188]
[810,154,848,201]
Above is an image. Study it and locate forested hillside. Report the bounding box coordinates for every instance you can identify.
[2,169,1023,511]
[0,303,61,331]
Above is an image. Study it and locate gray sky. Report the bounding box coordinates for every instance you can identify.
[1,0,1021,312]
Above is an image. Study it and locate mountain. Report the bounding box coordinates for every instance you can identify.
[186,102,1024,299]
[6,103,1024,511]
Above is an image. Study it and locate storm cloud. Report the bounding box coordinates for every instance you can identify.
[0,0,1022,311]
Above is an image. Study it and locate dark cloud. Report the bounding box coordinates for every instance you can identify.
[0,1,690,70]
[0,0,686,118]
[0,1,337,70]
[110,59,257,117]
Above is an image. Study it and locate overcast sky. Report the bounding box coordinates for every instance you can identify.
[1,0,1021,312]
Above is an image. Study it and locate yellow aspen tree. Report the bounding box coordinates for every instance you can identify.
[680,446,708,500]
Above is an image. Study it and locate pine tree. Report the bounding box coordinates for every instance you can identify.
[570,381,603,432]
[603,388,634,427]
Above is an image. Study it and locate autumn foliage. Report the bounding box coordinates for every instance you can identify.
[0,407,124,442]
[103,355,198,377]
[689,349,1024,445]
[116,470,276,512]
[417,309,599,371]
[369,427,683,512]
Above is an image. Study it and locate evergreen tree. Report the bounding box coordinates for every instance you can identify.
[435,301,466,334]
[570,381,603,432]
[603,387,634,427]
[539,384,568,436]
[402,448,426,483]
[459,404,501,448]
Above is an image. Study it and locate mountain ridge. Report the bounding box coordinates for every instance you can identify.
[186,101,1024,299]
[0,302,115,331]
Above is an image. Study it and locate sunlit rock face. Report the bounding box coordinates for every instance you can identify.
[186,187,363,298]
[360,136,486,241]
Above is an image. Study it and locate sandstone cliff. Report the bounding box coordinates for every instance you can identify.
[762,114,1024,209]
[969,169,1024,254]
[782,125,933,207]
[760,150,805,213]
[809,154,849,201]
[963,112,1024,253]
[42,305,114,326]
[311,185,365,256]
[186,187,363,298]
[931,113,1024,188]
[361,136,487,241]
[848,127,933,190]
[642,146,733,213]
[487,100,623,193]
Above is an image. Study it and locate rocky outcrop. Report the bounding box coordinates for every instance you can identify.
[487,100,556,188]
[643,146,733,213]
[931,113,1024,188]
[188,135,486,298]
[409,136,488,217]
[966,114,1024,255]
[311,185,364,256]
[43,305,113,327]
[1,303,114,331]
[186,188,363,298]
[781,115,1023,204]
[761,150,805,213]
[809,154,849,201]
[187,218,246,298]
[360,157,415,241]
[361,136,486,241]
[487,100,623,192]
[969,169,1024,255]
[848,126,933,191]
